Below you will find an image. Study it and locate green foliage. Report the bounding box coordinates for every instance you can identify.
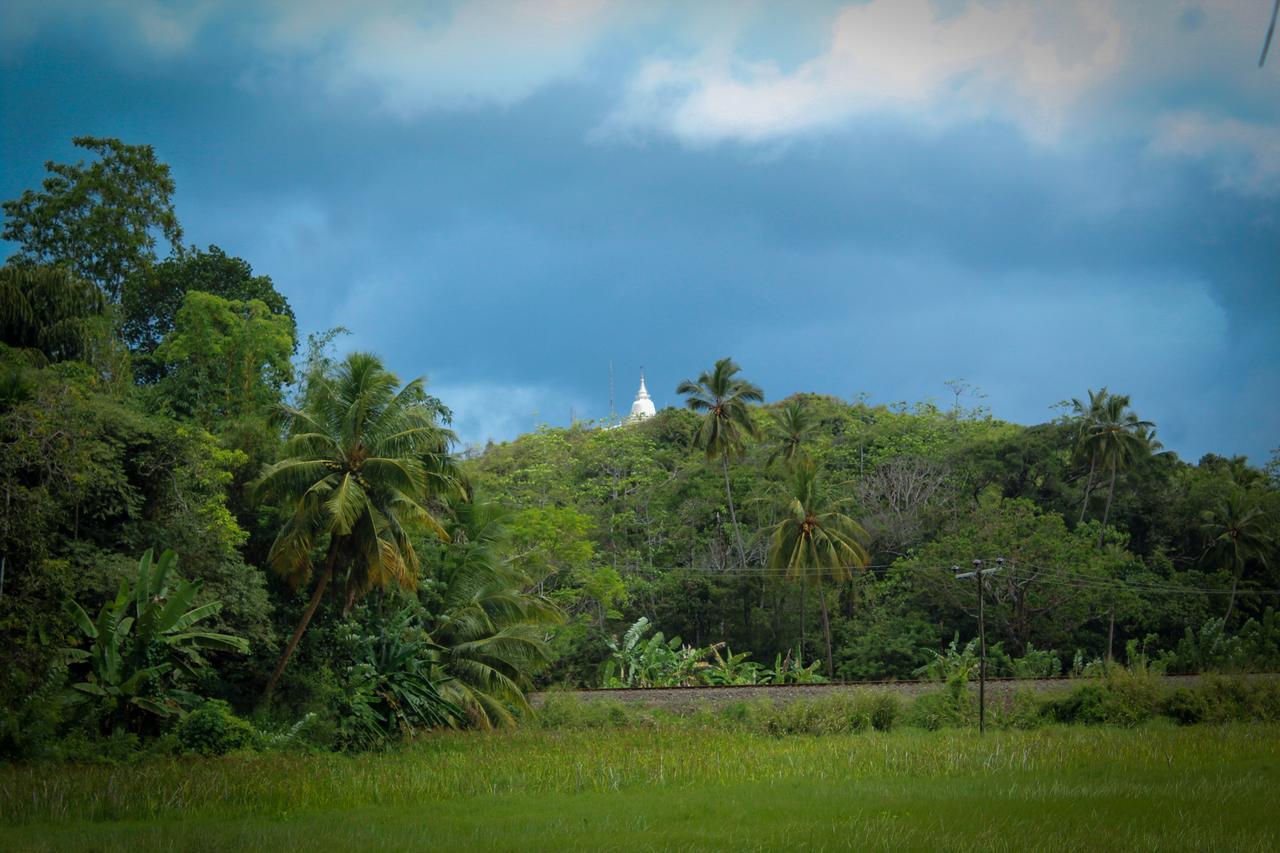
[122,244,295,359]
[759,692,900,735]
[763,650,828,684]
[255,352,459,697]
[61,550,249,733]
[152,291,295,430]
[333,606,464,747]
[0,265,107,364]
[423,499,563,727]
[678,356,764,463]
[2,136,183,300]
[1041,672,1163,727]
[175,699,258,756]
[1158,609,1280,674]
[913,633,979,695]
[602,617,712,687]
[895,499,1137,654]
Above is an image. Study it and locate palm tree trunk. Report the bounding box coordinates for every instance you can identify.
[800,582,807,663]
[1223,570,1240,628]
[818,574,834,679]
[721,453,748,571]
[263,540,340,702]
[1078,455,1096,523]
[1106,605,1115,664]
[1098,458,1118,549]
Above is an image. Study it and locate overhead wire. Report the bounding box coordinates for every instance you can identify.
[613,559,1280,596]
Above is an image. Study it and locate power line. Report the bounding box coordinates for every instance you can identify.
[612,560,1280,596]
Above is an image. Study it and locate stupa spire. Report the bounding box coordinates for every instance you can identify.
[629,369,656,420]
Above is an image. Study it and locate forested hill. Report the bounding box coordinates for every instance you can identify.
[465,393,1280,685]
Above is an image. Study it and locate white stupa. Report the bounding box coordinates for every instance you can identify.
[628,372,656,421]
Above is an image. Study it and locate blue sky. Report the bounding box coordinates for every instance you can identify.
[2,1,1277,462]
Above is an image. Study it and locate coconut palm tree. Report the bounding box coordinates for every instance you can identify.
[766,462,869,678]
[766,399,816,469]
[677,357,763,570]
[1202,490,1274,627]
[255,352,460,700]
[1070,387,1109,523]
[1078,392,1153,547]
[429,499,562,727]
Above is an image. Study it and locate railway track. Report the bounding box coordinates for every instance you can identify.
[530,673,1275,709]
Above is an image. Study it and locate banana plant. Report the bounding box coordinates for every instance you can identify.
[760,647,826,685]
[602,617,711,687]
[63,549,249,732]
[705,644,763,685]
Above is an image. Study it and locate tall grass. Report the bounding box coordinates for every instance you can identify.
[2,724,1276,826]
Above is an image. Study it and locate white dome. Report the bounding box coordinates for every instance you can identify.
[629,373,656,420]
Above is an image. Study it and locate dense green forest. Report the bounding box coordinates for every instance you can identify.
[1,137,1278,759]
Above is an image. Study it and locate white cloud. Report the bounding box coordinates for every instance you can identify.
[598,0,1126,145]
[430,380,590,447]
[1151,112,1280,197]
[250,0,622,116]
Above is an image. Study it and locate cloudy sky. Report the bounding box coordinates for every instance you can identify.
[2,1,1277,461]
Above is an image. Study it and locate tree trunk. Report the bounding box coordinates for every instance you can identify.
[1223,570,1240,628]
[1078,455,1097,523]
[721,453,749,572]
[1098,458,1118,549]
[1106,605,1115,663]
[800,582,807,663]
[262,540,340,702]
[818,574,834,679]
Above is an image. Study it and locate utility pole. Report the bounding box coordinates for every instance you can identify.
[954,557,1002,734]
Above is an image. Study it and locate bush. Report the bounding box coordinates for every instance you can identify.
[759,692,900,736]
[0,665,67,761]
[997,689,1048,730]
[49,730,142,764]
[1191,675,1280,723]
[904,689,971,731]
[175,700,257,756]
[1163,687,1208,725]
[1042,672,1162,726]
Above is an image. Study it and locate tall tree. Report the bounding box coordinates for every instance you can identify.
[1079,392,1153,546]
[677,357,763,571]
[765,399,816,469]
[121,245,294,362]
[0,265,106,364]
[428,500,563,727]
[2,137,182,301]
[767,462,869,677]
[1070,388,1109,523]
[152,291,295,431]
[1202,490,1274,626]
[254,352,459,700]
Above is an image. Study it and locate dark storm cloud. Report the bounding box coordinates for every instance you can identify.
[2,1,1276,459]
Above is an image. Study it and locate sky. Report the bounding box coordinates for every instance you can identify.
[1,1,1277,462]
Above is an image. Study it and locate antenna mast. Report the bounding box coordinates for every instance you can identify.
[609,361,616,421]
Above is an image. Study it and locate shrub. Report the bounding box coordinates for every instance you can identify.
[175,700,257,756]
[867,692,900,732]
[1191,675,1280,723]
[759,693,900,736]
[997,689,1048,730]
[904,689,971,731]
[1042,672,1161,726]
[1162,687,1207,725]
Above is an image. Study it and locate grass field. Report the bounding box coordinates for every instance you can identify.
[2,724,1279,851]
